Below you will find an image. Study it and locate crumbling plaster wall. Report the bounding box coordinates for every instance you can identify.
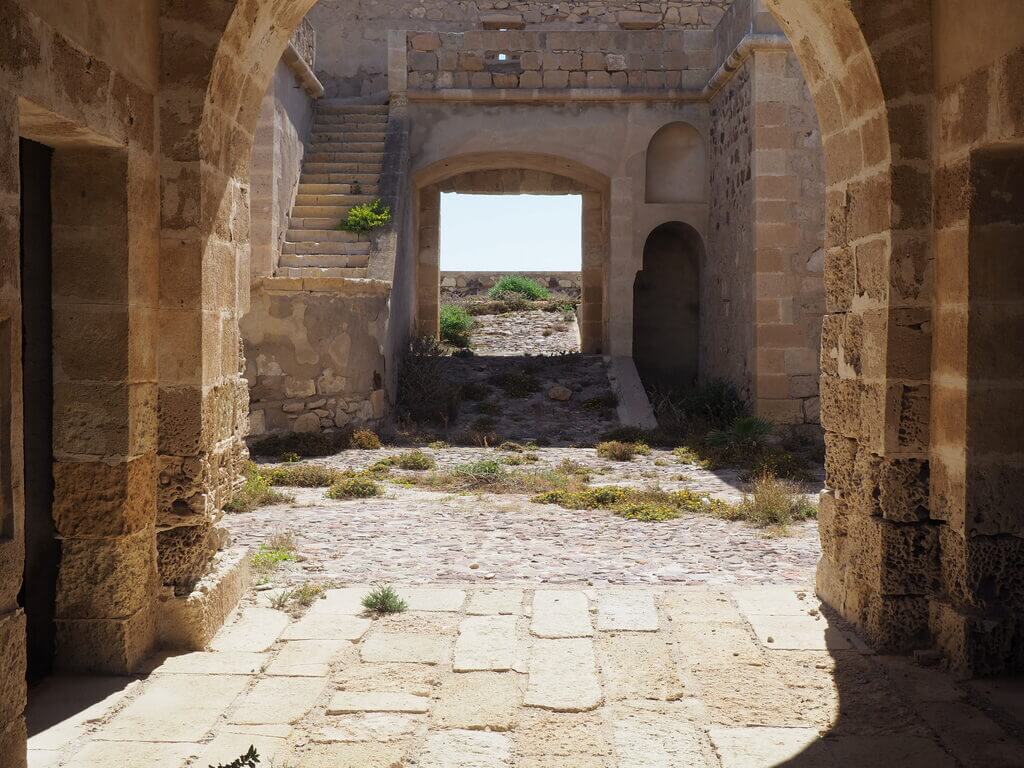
[309,0,733,97]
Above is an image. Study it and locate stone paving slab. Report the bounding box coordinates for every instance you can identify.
[229,676,326,724]
[72,741,195,768]
[210,607,289,652]
[327,691,432,714]
[524,638,603,712]
[611,701,707,768]
[293,742,411,767]
[265,639,352,677]
[193,731,289,767]
[400,587,466,612]
[360,631,452,664]
[280,612,371,641]
[418,729,513,768]
[531,590,593,638]
[100,673,249,742]
[745,613,852,651]
[733,585,820,616]
[432,672,521,731]
[708,726,820,767]
[307,586,370,615]
[314,713,422,743]
[148,651,268,676]
[467,588,524,615]
[453,615,518,671]
[595,590,659,631]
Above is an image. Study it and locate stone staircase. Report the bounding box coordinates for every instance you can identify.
[278,101,389,278]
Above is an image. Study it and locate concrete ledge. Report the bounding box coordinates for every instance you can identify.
[606,356,659,430]
[156,547,250,651]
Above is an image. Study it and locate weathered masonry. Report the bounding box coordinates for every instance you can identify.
[1,0,1023,764]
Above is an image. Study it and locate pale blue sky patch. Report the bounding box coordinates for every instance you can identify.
[439,193,582,272]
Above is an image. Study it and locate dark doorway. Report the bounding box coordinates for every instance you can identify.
[633,221,702,390]
[18,138,58,684]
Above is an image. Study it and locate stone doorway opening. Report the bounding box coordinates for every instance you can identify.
[633,221,703,392]
[438,191,584,357]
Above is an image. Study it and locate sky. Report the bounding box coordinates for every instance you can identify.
[439,193,582,271]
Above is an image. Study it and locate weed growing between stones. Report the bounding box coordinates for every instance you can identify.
[261,463,342,487]
[251,533,298,575]
[351,429,382,449]
[501,453,540,466]
[488,274,550,300]
[209,745,259,768]
[706,416,775,456]
[717,473,817,534]
[327,475,383,499]
[271,582,326,612]
[596,440,652,461]
[493,369,541,398]
[440,304,474,347]
[372,450,436,471]
[397,336,461,424]
[532,486,709,523]
[338,198,391,232]
[224,463,294,513]
[362,583,408,614]
[409,459,587,495]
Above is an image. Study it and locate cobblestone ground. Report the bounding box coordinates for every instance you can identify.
[226,446,823,587]
[469,309,581,356]
[30,585,1024,767]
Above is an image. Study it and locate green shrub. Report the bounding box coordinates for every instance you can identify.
[225,462,293,513]
[705,416,775,458]
[390,450,435,470]
[338,198,391,232]
[271,582,326,610]
[327,476,383,499]
[440,304,474,347]
[532,486,710,523]
[351,429,382,449]
[717,473,818,533]
[488,275,550,300]
[397,336,461,425]
[596,441,649,461]
[362,583,408,614]
[251,533,297,574]
[281,451,300,463]
[261,463,341,487]
[210,745,260,768]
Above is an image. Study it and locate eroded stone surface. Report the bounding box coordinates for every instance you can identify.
[280,613,371,641]
[432,672,521,731]
[418,729,512,768]
[360,632,451,664]
[467,589,524,615]
[595,590,659,632]
[210,607,289,653]
[524,638,603,712]
[229,677,326,725]
[532,591,593,638]
[454,615,518,671]
[327,691,431,714]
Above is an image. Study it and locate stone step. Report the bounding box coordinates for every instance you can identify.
[307,142,385,154]
[310,131,387,144]
[291,204,355,218]
[302,161,383,175]
[297,182,380,195]
[276,266,370,279]
[279,252,371,268]
[294,193,376,207]
[313,121,388,134]
[290,217,351,230]
[314,114,388,126]
[316,104,389,115]
[299,172,379,185]
[282,240,371,256]
[284,228,366,243]
[305,152,385,164]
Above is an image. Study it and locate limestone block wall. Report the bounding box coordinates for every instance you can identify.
[242,279,389,437]
[309,0,733,97]
[405,29,715,91]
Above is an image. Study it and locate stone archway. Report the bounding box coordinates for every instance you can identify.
[633,221,703,390]
[412,153,609,354]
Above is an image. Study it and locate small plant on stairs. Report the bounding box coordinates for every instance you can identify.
[338,198,391,233]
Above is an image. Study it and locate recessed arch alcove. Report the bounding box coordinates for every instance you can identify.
[644,122,707,204]
[633,221,703,390]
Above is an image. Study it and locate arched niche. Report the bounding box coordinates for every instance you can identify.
[644,122,707,204]
[633,221,703,390]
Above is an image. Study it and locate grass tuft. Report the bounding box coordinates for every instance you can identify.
[440,304,474,347]
[372,450,436,472]
[351,429,382,449]
[261,463,342,487]
[596,441,651,461]
[488,275,550,301]
[717,473,817,533]
[327,475,383,499]
[225,462,293,513]
[251,533,298,575]
[362,583,408,614]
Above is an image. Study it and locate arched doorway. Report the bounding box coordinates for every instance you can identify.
[633,222,703,391]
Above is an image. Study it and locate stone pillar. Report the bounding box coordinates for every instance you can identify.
[0,87,28,768]
[607,176,634,355]
[416,186,440,338]
[750,47,824,430]
[579,190,605,353]
[50,148,158,672]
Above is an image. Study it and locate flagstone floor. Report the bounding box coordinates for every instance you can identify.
[26,585,1024,768]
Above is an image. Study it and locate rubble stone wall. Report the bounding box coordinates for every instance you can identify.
[440,271,582,299]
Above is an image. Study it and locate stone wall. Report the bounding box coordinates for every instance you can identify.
[705,56,754,400]
[249,58,316,280]
[242,279,389,437]
[441,271,582,299]
[309,0,732,96]
[405,29,714,91]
